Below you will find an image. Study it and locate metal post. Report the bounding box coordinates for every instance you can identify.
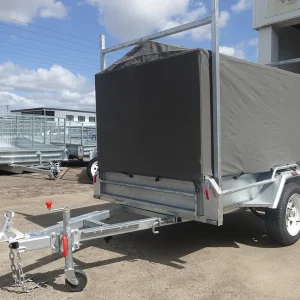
[31,116,34,148]
[100,34,106,71]
[63,118,66,147]
[81,123,84,145]
[62,209,78,286]
[44,117,47,144]
[16,115,19,138]
[211,0,221,185]
[50,124,52,143]
[69,122,71,143]
[98,34,106,185]
[58,120,61,143]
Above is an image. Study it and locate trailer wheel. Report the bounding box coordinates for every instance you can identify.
[265,183,300,246]
[65,269,87,292]
[87,157,98,182]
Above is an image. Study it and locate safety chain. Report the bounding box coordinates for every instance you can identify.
[9,245,47,293]
[9,246,18,285]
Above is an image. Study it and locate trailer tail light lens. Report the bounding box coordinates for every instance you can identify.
[93,175,97,183]
[205,188,210,200]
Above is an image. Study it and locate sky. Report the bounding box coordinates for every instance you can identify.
[0,0,257,112]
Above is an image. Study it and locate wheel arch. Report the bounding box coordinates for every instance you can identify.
[272,173,300,209]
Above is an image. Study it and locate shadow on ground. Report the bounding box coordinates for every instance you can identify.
[0,204,277,293]
[60,160,92,184]
[0,160,92,185]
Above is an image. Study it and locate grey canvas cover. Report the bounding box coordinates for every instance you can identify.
[95,41,300,181]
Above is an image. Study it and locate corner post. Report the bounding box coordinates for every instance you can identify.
[211,0,222,186]
[63,118,67,147]
[100,34,106,71]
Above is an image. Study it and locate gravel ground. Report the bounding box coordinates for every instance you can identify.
[0,166,300,300]
[0,160,92,201]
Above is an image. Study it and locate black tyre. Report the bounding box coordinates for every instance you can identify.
[265,182,300,246]
[65,269,87,292]
[87,157,98,182]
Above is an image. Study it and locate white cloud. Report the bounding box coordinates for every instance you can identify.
[231,0,252,13]
[0,90,96,111]
[0,62,90,92]
[86,0,230,41]
[0,62,95,111]
[0,0,68,23]
[220,45,245,59]
[0,91,40,110]
[249,37,258,46]
[87,0,190,40]
[27,90,96,110]
[189,11,230,41]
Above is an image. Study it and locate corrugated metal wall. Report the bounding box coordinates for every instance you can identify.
[253,0,300,29]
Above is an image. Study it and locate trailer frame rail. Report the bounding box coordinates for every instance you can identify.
[0,204,177,292]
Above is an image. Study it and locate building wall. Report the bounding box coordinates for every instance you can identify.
[253,0,300,29]
[258,26,279,65]
[12,109,96,124]
[53,110,96,124]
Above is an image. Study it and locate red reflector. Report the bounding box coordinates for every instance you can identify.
[45,201,53,210]
[61,235,68,257]
[205,188,210,200]
[93,175,97,183]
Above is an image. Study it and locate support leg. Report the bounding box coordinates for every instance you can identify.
[63,209,78,286]
[62,208,87,292]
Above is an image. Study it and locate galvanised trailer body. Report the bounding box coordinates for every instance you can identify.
[50,122,96,160]
[0,114,67,178]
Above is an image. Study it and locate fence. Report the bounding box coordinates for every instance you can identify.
[0,114,63,150]
[0,113,96,152]
[50,121,96,146]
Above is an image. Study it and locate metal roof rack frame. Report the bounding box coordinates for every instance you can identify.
[99,0,222,185]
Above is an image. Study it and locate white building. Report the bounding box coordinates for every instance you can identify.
[254,0,300,73]
[11,107,96,124]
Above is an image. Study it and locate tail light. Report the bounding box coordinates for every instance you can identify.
[205,188,210,200]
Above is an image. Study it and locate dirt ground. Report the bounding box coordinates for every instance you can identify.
[0,165,300,300]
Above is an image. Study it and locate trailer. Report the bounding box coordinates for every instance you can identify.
[2,0,300,293]
[50,122,96,159]
[0,113,67,179]
[49,121,97,181]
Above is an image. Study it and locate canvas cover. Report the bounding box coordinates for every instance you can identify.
[95,41,300,181]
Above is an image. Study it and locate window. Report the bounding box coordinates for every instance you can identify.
[46,111,55,116]
[78,116,85,122]
[89,117,96,123]
[66,115,74,121]
[46,110,55,121]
